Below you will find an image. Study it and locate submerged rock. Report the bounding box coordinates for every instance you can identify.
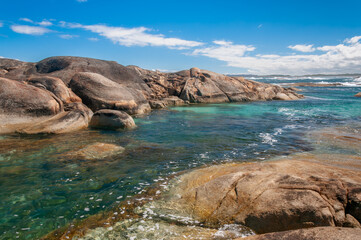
[355,92,361,97]
[69,72,151,114]
[67,142,125,160]
[241,227,361,240]
[166,159,361,234]
[89,109,136,130]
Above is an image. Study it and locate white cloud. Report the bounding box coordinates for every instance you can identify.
[11,25,51,35]
[192,40,255,63]
[59,34,78,39]
[19,18,33,23]
[345,36,361,44]
[66,23,203,49]
[37,20,53,27]
[288,44,315,53]
[192,36,361,75]
[88,37,99,41]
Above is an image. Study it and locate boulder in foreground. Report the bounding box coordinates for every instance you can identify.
[90,109,136,130]
[168,159,361,234]
[241,227,361,240]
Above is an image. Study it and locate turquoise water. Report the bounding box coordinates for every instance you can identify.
[0,77,361,239]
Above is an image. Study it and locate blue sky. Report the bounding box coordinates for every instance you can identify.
[1,0,361,75]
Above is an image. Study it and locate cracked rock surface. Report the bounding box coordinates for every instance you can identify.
[168,159,361,234]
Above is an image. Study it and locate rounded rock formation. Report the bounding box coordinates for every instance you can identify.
[90,109,136,130]
[69,72,151,115]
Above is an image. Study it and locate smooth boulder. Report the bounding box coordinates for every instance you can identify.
[69,72,151,114]
[90,109,136,130]
[168,159,361,234]
[27,76,81,104]
[241,227,361,240]
[0,77,62,117]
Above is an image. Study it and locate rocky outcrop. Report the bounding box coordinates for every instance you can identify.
[167,159,361,234]
[132,66,303,103]
[0,56,303,134]
[241,227,361,240]
[69,72,151,114]
[89,109,136,130]
[355,92,361,97]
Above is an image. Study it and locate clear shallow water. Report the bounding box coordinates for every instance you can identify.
[0,78,361,239]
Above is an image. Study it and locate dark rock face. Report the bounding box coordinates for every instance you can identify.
[89,109,136,130]
[0,77,62,117]
[241,227,361,240]
[34,56,151,94]
[69,72,151,114]
[170,159,361,234]
[27,76,81,104]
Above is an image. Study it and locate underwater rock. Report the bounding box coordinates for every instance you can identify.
[67,142,125,160]
[240,227,361,240]
[69,72,151,115]
[167,159,361,234]
[355,92,361,97]
[90,109,136,130]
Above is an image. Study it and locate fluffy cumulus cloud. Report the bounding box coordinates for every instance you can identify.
[67,23,203,49]
[37,20,53,27]
[288,44,315,52]
[192,40,255,62]
[10,25,51,35]
[192,36,361,75]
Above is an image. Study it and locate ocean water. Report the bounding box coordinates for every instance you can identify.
[0,76,360,239]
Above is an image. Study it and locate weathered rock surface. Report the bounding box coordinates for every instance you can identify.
[66,142,125,160]
[69,72,151,114]
[133,66,303,103]
[168,159,361,234]
[17,105,92,134]
[241,227,361,240]
[355,92,361,97]
[0,77,92,134]
[90,109,136,130]
[0,77,62,117]
[27,76,81,104]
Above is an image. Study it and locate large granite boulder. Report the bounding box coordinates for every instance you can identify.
[0,77,62,117]
[27,76,81,104]
[89,109,136,130]
[241,227,361,240]
[168,159,361,234]
[34,56,152,94]
[69,72,151,114]
[17,106,91,134]
[0,77,92,134]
